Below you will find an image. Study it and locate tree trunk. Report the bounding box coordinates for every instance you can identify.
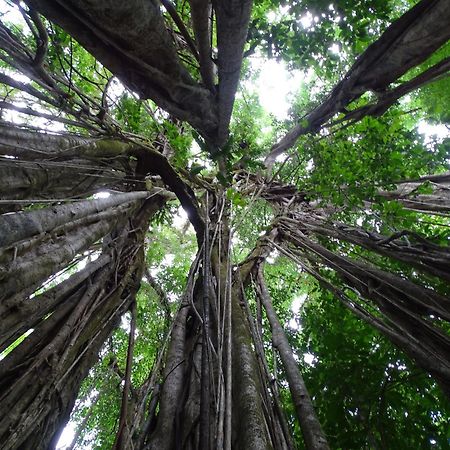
[256,266,330,450]
[133,202,282,450]
[0,191,150,318]
[0,193,167,449]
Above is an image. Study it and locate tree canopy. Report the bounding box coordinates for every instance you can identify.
[0,0,449,449]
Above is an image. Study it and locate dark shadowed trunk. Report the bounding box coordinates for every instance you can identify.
[0,193,167,450]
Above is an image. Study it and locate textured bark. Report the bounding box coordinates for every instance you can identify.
[0,193,166,450]
[256,267,330,450]
[0,192,148,310]
[135,145,205,240]
[0,122,205,237]
[281,230,450,397]
[200,218,211,450]
[0,253,110,352]
[281,213,450,283]
[0,123,133,160]
[0,125,136,211]
[238,279,294,450]
[214,0,253,146]
[113,300,137,450]
[146,305,189,450]
[339,57,450,122]
[143,207,280,450]
[146,253,215,450]
[0,157,127,206]
[231,288,273,450]
[0,191,148,248]
[189,0,215,91]
[377,172,450,213]
[25,0,219,144]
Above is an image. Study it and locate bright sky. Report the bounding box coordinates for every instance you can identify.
[246,57,305,120]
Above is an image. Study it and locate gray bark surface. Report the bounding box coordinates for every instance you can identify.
[25,0,219,144]
[257,267,330,450]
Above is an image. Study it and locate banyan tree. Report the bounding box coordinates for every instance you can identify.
[0,0,449,448]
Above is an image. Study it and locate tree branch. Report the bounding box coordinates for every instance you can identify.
[214,0,253,147]
[189,0,216,91]
[265,0,450,165]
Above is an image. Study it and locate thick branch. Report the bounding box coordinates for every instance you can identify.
[281,213,450,283]
[214,0,253,146]
[0,191,149,248]
[266,0,450,164]
[189,0,215,91]
[25,0,219,143]
[339,57,450,123]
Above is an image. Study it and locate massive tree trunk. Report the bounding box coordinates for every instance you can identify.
[113,202,291,450]
[0,0,449,447]
[24,0,219,145]
[145,203,275,449]
[0,192,167,450]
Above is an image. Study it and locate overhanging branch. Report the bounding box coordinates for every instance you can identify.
[265,0,450,165]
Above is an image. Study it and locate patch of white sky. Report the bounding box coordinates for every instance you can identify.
[171,206,189,229]
[288,293,307,330]
[1,1,26,26]
[418,121,449,145]
[245,57,305,122]
[247,56,449,164]
[285,312,315,366]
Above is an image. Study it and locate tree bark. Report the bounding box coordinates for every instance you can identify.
[0,192,148,312]
[376,173,450,213]
[25,0,219,144]
[256,266,330,450]
[280,213,450,283]
[280,229,450,398]
[0,158,127,206]
[230,287,273,450]
[214,0,253,146]
[0,193,166,449]
[0,253,110,352]
[266,0,450,163]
